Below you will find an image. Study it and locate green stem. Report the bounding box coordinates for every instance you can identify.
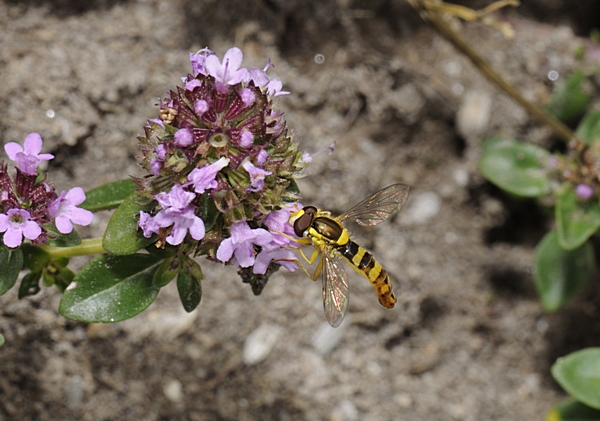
[40,238,106,259]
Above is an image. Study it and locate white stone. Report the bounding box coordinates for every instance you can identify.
[404,192,442,225]
[243,323,283,365]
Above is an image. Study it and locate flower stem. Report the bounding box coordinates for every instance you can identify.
[408,0,586,151]
[41,238,106,259]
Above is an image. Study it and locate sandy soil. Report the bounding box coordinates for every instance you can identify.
[1,1,600,420]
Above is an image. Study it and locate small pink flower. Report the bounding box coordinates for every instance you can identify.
[263,205,298,246]
[5,133,54,175]
[189,48,214,77]
[254,245,297,274]
[153,184,205,245]
[139,211,161,238]
[248,66,289,96]
[204,47,249,93]
[0,209,42,248]
[188,157,230,194]
[242,161,271,192]
[216,221,272,267]
[48,187,94,234]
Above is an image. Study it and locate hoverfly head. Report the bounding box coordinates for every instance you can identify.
[291,205,317,237]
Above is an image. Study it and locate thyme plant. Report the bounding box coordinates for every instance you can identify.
[479,71,600,418]
[0,48,309,326]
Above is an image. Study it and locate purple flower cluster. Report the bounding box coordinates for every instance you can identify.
[137,47,309,275]
[0,133,93,248]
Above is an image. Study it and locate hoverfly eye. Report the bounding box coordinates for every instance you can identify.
[294,206,317,237]
[294,214,312,237]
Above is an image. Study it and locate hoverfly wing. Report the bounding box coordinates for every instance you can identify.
[322,253,349,328]
[339,183,410,226]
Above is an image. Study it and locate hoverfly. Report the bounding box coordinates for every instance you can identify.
[289,184,410,327]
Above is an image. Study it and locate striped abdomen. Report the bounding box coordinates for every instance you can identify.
[334,240,396,308]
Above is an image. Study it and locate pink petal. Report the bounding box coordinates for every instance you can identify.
[216,238,234,262]
[0,214,10,231]
[188,217,205,241]
[4,142,23,161]
[166,225,187,245]
[68,208,93,226]
[55,216,74,234]
[23,133,43,155]
[3,228,23,248]
[223,47,244,72]
[65,187,86,206]
[234,243,255,267]
[22,220,42,240]
[251,228,274,247]
[37,153,54,161]
[204,55,223,79]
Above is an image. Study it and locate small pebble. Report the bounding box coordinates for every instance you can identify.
[243,323,283,365]
[456,90,492,139]
[330,399,358,421]
[312,320,347,355]
[163,379,183,403]
[404,192,441,225]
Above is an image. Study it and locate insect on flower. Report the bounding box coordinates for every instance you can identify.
[137,47,308,281]
[289,184,410,327]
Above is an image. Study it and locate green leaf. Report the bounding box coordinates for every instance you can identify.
[51,257,70,268]
[21,244,51,272]
[152,256,180,288]
[18,271,41,299]
[552,348,600,410]
[479,138,551,197]
[556,188,600,250]
[546,70,592,123]
[576,109,600,145]
[547,397,600,421]
[0,245,23,295]
[177,257,203,312]
[103,194,157,255]
[145,244,176,259]
[82,178,138,211]
[184,257,204,281]
[43,223,82,247]
[534,231,595,312]
[283,178,301,202]
[0,333,4,347]
[59,254,162,323]
[201,194,220,232]
[42,262,75,292]
[54,267,75,292]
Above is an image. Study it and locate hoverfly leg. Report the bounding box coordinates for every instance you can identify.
[272,230,312,246]
[274,257,315,280]
[312,253,324,282]
[302,246,321,265]
[272,230,321,282]
[281,246,322,282]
